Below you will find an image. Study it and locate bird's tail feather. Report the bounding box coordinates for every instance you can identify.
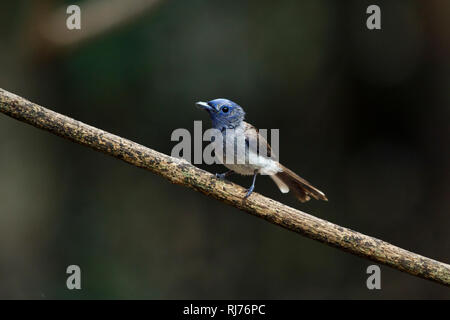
[270,165,328,202]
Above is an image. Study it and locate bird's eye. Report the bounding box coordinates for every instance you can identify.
[222,106,229,113]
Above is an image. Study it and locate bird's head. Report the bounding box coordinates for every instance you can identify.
[196,98,245,130]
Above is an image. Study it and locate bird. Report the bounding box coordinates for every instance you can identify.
[196,98,327,202]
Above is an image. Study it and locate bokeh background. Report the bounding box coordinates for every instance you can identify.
[0,0,449,299]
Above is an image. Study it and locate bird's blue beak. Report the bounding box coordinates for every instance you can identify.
[196,101,215,112]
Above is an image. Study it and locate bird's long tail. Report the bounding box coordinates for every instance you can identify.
[270,165,328,202]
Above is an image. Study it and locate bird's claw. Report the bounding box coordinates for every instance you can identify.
[244,185,255,199]
[215,173,227,180]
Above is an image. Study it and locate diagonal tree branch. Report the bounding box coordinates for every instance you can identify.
[1,87,449,287]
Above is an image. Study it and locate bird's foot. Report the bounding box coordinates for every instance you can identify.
[215,173,226,180]
[215,170,233,180]
[244,170,258,199]
[244,185,255,199]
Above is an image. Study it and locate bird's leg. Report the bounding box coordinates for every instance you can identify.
[245,170,258,199]
[216,170,234,180]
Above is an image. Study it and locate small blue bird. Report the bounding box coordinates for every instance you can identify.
[196,98,327,202]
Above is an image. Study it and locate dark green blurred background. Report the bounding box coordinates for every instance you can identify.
[0,0,449,299]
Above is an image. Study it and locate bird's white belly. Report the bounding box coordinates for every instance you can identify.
[214,127,281,176]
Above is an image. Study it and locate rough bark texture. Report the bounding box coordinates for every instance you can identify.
[1,87,449,287]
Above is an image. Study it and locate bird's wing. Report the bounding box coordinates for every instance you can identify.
[242,121,275,158]
[242,124,327,202]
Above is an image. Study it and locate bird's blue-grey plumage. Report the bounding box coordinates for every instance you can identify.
[196,98,327,202]
[196,98,245,131]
